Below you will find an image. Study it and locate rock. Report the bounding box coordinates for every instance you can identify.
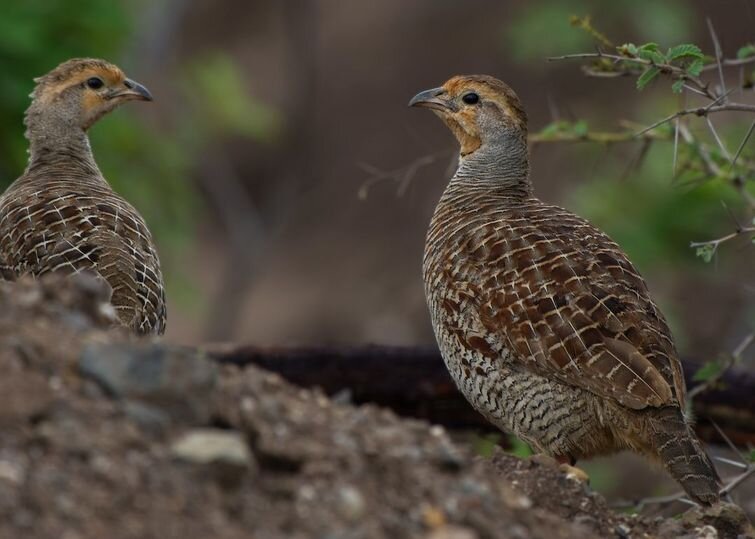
[335,485,366,522]
[426,525,479,539]
[0,371,53,426]
[79,343,217,423]
[681,502,754,539]
[171,428,252,468]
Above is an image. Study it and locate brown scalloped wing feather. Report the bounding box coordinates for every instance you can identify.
[0,178,166,335]
[437,200,682,410]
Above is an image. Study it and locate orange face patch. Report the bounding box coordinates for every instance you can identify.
[441,75,528,131]
[32,59,125,105]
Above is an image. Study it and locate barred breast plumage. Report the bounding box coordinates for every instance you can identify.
[0,58,166,335]
[411,74,719,504]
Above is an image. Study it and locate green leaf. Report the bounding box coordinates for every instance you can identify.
[749,449,755,463]
[638,49,666,64]
[694,243,716,262]
[637,66,660,89]
[687,59,704,77]
[737,44,755,59]
[573,120,589,136]
[537,121,570,138]
[672,79,685,93]
[693,361,723,382]
[667,44,703,61]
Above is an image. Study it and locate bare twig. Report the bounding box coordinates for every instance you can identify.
[730,119,755,170]
[635,100,753,137]
[357,150,453,199]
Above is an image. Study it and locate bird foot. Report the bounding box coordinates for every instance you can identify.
[526,454,590,484]
[558,463,590,484]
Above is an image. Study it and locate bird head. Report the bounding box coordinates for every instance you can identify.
[409,75,527,157]
[27,58,152,132]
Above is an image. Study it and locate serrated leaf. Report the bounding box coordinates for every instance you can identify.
[667,44,703,61]
[693,361,724,382]
[637,66,660,89]
[639,42,661,52]
[638,49,666,64]
[737,44,755,59]
[672,79,685,93]
[687,59,704,77]
[695,243,716,262]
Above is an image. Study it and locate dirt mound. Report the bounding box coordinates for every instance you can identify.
[0,275,750,539]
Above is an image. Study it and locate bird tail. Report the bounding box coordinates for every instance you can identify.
[648,406,720,505]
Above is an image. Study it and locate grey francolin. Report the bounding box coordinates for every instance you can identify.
[411,75,719,504]
[0,58,166,335]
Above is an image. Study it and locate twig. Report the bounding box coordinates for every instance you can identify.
[700,55,755,70]
[357,150,452,199]
[548,51,712,98]
[687,331,755,400]
[635,100,754,137]
[720,466,755,495]
[730,119,755,170]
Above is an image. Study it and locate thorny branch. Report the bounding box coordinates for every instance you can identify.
[553,22,755,509]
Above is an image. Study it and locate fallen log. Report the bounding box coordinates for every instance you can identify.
[208,344,755,447]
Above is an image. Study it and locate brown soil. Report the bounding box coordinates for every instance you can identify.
[0,275,750,539]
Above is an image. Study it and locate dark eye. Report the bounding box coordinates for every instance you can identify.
[86,77,104,90]
[462,92,479,105]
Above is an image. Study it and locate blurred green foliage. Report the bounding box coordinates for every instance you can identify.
[0,0,131,177]
[506,0,693,62]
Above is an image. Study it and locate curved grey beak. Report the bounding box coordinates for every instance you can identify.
[408,87,453,111]
[109,78,153,102]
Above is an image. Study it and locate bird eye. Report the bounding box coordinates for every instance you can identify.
[86,77,104,90]
[462,92,479,105]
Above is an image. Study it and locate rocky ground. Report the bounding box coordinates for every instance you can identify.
[0,275,751,539]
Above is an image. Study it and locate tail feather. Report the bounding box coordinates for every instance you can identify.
[649,407,720,505]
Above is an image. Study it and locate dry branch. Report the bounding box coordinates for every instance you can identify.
[208,344,755,446]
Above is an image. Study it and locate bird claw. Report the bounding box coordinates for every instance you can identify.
[526,454,590,483]
[559,463,590,484]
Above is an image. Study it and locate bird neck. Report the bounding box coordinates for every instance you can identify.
[451,129,532,199]
[23,105,101,180]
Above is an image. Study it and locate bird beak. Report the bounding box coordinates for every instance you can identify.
[109,79,153,102]
[408,87,454,112]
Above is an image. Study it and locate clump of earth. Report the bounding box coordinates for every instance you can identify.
[0,275,750,538]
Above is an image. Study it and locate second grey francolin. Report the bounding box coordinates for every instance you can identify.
[0,58,166,335]
[410,75,719,504]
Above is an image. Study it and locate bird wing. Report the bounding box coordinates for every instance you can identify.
[438,202,684,410]
[0,180,166,334]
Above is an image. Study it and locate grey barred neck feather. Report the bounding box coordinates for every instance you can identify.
[413,74,720,504]
[0,58,165,335]
[408,73,531,198]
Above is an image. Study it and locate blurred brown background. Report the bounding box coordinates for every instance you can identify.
[135,0,753,355]
[1,0,754,512]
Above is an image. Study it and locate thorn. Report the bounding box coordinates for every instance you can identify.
[706,18,727,99]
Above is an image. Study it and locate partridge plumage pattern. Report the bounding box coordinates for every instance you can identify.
[0,59,166,335]
[412,75,719,504]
